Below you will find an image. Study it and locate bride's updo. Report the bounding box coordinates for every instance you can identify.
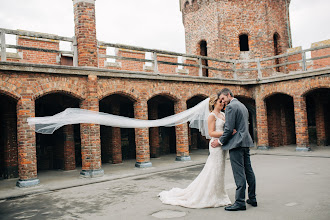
[209,94,219,112]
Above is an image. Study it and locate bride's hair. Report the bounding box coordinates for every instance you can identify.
[209,94,219,112]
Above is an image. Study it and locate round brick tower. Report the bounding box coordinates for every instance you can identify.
[180,0,292,60]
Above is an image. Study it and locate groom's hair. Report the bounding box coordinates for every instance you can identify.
[218,88,234,97]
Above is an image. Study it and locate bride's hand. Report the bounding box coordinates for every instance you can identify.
[232,129,237,135]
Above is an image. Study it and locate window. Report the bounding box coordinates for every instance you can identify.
[239,34,249,51]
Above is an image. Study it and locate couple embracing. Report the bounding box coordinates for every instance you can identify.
[159,88,257,211]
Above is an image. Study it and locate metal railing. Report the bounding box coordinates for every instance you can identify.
[1,28,329,80]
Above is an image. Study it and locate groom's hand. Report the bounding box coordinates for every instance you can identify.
[211,139,220,148]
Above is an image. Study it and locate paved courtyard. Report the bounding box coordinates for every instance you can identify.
[0,147,330,220]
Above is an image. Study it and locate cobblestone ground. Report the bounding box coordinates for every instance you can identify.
[0,154,330,220]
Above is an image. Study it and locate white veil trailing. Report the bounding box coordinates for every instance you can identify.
[27,98,211,139]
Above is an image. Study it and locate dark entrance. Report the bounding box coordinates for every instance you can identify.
[187,96,208,150]
[100,94,136,163]
[148,95,176,157]
[305,88,330,146]
[0,94,18,179]
[35,93,81,171]
[265,94,296,147]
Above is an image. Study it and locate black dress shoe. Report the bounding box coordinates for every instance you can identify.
[246,199,258,207]
[224,203,246,211]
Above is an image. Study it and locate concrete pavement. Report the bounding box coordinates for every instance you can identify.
[0,145,330,219]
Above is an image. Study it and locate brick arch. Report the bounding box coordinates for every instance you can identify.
[99,91,138,103]
[0,79,21,100]
[302,85,330,97]
[236,94,256,100]
[32,83,84,101]
[262,91,293,101]
[146,92,180,102]
[0,89,20,101]
[186,93,208,102]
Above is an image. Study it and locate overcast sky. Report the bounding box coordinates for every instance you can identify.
[0,0,329,53]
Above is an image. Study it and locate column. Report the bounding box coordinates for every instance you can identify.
[149,103,160,158]
[73,0,98,67]
[315,96,326,146]
[293,95,310,151]
[256,97,270,149]
[80,75,103,177]
[63,125,76,170]
[16,98,39,187]
[111,100,122,164]
[174,100,191,161]
[134,99,152,168]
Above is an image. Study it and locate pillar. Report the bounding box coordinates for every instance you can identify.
[315,96,326,146]
[174,100,191,161]
[111,100,122,164]
[149,103,160,158]
[80,75,103,177]
[73,0,98,67]
[16,98,39,187]
[294,95,310,151]
[134,99,152,168]
[256,97,269,149]
[63,125,76,170]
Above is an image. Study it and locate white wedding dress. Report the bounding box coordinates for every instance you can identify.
[158,112,231,208]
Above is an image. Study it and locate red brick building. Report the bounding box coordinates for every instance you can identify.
[0,0,329,187]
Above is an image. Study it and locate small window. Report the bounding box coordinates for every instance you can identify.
[200,40,208,77]
[239,34,249,51]
[184,1,189,9]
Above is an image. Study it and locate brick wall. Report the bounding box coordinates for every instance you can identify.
[17,36,59,65]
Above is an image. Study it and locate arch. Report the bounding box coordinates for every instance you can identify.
[239,34,249,51]
[146,92,180,103]
[262,91,293,101]
[0,89,20,101]
[186,93,208,103]
[99,91,138,103]
[302,85,330,97]
[32,82,84,101]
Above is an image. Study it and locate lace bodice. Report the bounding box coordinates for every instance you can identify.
[210,112,225,133]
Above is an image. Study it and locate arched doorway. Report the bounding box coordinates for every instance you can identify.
[148,95,176,157]
[236,96,257,143]
[99,94,136,164]
[187,95,208,150]
[265,94,296,147]
[35,93,81,171]
[305,88,330,146]
[0,94,18,179]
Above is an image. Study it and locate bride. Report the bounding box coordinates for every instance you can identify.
[158,94,233,208]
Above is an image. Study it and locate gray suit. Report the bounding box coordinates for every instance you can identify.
[220,98,256,206]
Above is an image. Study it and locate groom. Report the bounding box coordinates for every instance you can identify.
[211,88,257,211]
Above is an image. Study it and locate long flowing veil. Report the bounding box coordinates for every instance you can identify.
[27,98,211,139]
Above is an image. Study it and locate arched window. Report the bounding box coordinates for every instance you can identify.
[239,34,249,51]
[200,40,208,77]
[184,1,189,9]
[273,33,281,71]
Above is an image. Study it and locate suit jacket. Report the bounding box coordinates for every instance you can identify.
[220,98,254,150]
